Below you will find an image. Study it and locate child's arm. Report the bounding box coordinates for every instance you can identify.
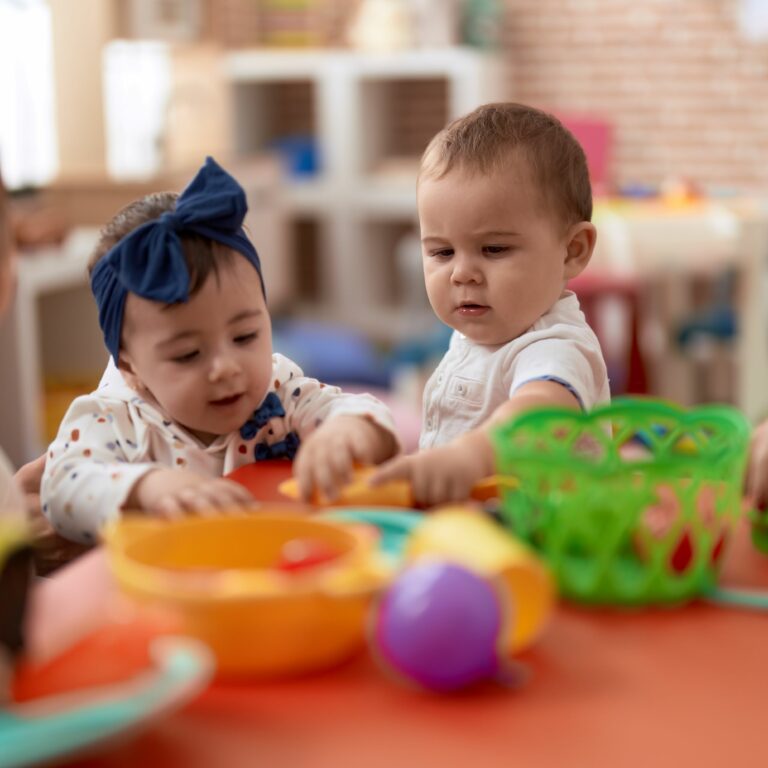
[746,419,768,512]
[14,454,46,520]
[42,397,158,543]
[42,396,255,543]
[371,380,578,507]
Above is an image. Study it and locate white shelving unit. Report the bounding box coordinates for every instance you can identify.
[0,230,106,467]
[225,47,506,336]
[0,48,502,465]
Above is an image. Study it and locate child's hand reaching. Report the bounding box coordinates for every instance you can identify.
[127,468,257,518]
[370,430,494,507]
[14,453,46,520]
[293,414,398,502]
[747,419,768,512]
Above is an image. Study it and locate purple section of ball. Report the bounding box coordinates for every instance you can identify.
[374,562,502,691]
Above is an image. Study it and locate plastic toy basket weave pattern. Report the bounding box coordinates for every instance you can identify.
[491,399,750,605]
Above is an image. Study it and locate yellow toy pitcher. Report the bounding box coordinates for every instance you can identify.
[404,507,555,653]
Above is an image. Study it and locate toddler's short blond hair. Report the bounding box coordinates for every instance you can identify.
[420,102,592,228]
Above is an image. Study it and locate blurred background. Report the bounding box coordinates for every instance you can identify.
[2,0,768,467]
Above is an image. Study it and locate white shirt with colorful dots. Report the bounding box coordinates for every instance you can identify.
[41,354,398,543]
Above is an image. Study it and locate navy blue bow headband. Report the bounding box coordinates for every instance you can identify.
[90,157,263,363]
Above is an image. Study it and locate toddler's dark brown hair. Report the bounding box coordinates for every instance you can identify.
[420,102,592,228]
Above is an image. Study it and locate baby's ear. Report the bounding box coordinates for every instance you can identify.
[116,352,141,390]
[563,222,597,280]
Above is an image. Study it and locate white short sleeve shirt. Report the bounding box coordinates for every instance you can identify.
[420,291,610,449]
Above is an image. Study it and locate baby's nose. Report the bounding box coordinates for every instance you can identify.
[451,256,481,283]
[209,354,241,381]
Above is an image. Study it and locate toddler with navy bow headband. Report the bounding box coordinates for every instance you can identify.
[41,158,399,544]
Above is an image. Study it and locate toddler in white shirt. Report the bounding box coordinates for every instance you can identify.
[373,103,609,505]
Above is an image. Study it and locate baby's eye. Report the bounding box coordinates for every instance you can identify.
[430,248,454,259]
[171,350,199,364]
[234,332,258,344]
[483,245,510,256]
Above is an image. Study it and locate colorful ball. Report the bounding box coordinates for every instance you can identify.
[372,561,504,692]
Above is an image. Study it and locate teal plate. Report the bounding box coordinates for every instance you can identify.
[0,638,212,768]
[321,507,424,563]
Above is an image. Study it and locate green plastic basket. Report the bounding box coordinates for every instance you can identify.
[491,398,750,606]
[750,512,768,555]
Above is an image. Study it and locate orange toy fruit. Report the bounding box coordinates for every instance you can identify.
[277,466,517,507]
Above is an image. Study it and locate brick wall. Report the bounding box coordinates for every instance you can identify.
[502,0,768,191]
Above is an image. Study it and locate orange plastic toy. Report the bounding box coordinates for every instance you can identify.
[276,466,516,507]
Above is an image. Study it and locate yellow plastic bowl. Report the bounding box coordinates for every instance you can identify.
[104,512,391,677]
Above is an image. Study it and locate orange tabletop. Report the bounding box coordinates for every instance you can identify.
[226,459,294,503]
[68,518,768,768]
